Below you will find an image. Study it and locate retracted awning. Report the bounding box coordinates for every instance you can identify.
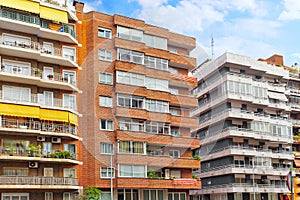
[0,0,40,14]
[0,103,40,118]
[268,91,288,101]
[40,5,68,24]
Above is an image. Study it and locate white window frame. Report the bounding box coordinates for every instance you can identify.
[118,140,146,154]
[62,46,76,62]
[169,150,180,158]
[2,33,31,47]
[99,72,113,85]
[99,96,113,108]
[62,94,77,110]
[2,85,31,102]
[100,119,114,131]
[117,48,144,65]
[42,42,54,55]
[62,70,76,85]
[117,26,143,42]
[98,49,112,62]
[63,192,71,200]
[45,192,53,200]
[100,142,114,155]
[100,167,115,179]
[1,193,29,200]
[168,192,186,200]
[98,27,112,39]
[118,164,147,177]
[63,168,76,178]
[2,59,31,76]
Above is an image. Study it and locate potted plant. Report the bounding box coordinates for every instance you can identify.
[47,74,54,80]
[193,155,201,160]
[34,69,41,77]
[148,170,157,179]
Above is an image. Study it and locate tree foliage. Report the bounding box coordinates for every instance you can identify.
[79,187,101,200]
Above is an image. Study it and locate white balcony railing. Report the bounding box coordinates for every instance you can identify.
[0,176,78,185]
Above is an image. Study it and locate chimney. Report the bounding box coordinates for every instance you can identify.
[73,0,84,13]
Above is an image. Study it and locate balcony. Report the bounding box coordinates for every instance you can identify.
[0,9,77,44]
[199,164,290,178]
[201,145,294,162]
[0,66,78,92]
[117,178,200,189]
[116,130,199,149]
[0,37,78,68]
[0,118,78,139]
[191,183,288,195]
[200,127,292,146]
[117,154,200,169]
[0,176,79,189]
[0,146,80,164]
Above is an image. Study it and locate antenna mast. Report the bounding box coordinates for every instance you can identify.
[211,34,214,60]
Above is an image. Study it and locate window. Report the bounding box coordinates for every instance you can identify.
[99,96,113,107]
[3,85,30,102]
[117,26,143,42]
[168,67,178,74]
[2,33,30,47]
[117,189,139,200]
[101,167,115,178]
[98,27,112,39]
[170,128,180,136]
[44,168,53,177]
[146,121,170,135]
[118,141,146,154]
[118,118,144,132]
[2,60,31,76]
[144,34,167,50]
[144,190,164,200]
[99,49,112,61]
[117,94,144,109]
[170,88,179,95]
[42,42,53,54]
[62,70,76,85]
[117,48,144,64]
[145,77,169,92]
[101,192,112,200]
[119,164,146,177]
[99,72,113,85]
[168,193,186,200]
[145,99,169,113]
[63,193,71,200]
[45,192,53,200]
[63,168,76,178]
[169,150,180,158]
[3,168,28,176]
[116,71,144,86]
[100,143,114,154]
[62,46,76,62]
[169,108,179,116]
[100,119,114,131]
[2,193,29,200]
[63,94,77,110]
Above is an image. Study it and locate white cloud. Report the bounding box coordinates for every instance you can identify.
[279,0,300,20]
[83,0,102,13]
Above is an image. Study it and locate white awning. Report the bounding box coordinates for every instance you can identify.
[268,91,288,101]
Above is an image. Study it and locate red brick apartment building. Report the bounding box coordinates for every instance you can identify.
[0,0,81,199]
[74,1,200,200]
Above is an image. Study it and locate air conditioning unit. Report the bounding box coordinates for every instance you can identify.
[29,161,38,168]
[37,136,45,142]
[51,137,61,143]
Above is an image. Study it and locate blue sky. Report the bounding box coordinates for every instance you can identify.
[76,0,300,67]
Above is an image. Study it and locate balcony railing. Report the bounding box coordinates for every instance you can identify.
[0,9,76,40]
[0,36,76,63]
[0,66,77,86]
[0,9,40,25]
[0,90,77,112]
[0,176,78,185]
[201,182,287,190]
[1,118,78,135]
[0,146,78,160]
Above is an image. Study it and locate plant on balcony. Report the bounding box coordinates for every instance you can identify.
[34,69,41,77]
[50,151,72,159]
[79,187,101,200]
[47,74,54,80]
[147,170,157,179]
[62,77,68,82]
[192,174,197,179]
[193,155,201,160]
[5,146,14,156]
[28,144,41,157]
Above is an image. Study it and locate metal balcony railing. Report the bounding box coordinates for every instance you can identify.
[0,9,40,25]
[1,118,78,135]
[0,176,78,185]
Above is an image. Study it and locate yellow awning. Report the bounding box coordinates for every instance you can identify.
[0,0,40,14]
[40,109,69,122]
[68,113,78,126]
[40,6,68,24]
[0,103,39,118]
